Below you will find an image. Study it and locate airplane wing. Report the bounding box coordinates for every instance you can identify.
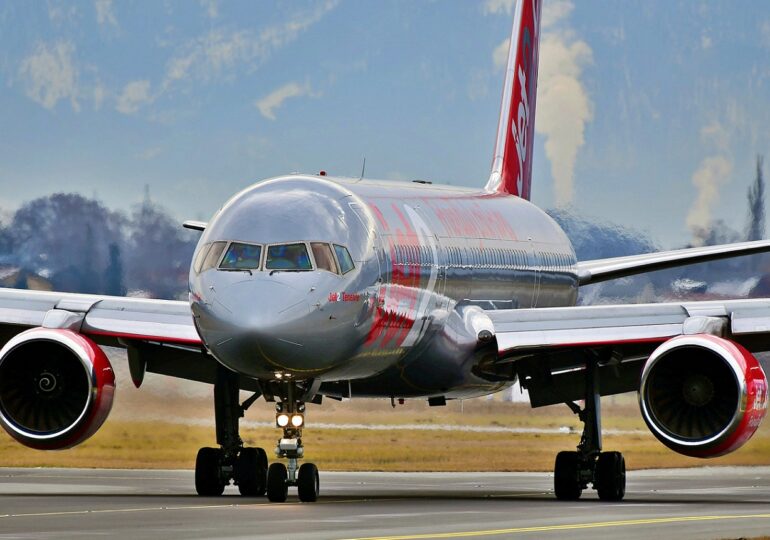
[0,287,258,391]
[484,298,770,407]
[575,239,770,285]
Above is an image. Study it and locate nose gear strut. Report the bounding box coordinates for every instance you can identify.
[266,381,320,502]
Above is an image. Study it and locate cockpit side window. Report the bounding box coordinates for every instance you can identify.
[333,244,355,274]
[266,243,313,270]
[200,241,227,272]
[311,243,338,274]
[193,243,211,274]
[220,242,262,270]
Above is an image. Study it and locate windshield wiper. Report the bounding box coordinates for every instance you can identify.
[220,268,253,275]
[269,269,305,276]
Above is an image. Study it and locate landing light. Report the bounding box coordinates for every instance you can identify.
[290,414,304,428]
[276,413,290,427]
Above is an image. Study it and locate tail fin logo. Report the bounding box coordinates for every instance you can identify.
[486,0,542,199]
[511,25,534,196]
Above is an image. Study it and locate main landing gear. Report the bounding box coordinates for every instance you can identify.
[195,366,268,497]
[553,359,626,501]
[266,382,320,503]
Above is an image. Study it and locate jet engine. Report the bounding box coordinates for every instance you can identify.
[639,334,767,458]
[0,328,115,450]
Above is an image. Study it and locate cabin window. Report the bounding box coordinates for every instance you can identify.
[266,243,312,271]
[311,243,338,274]
[220,242,262,270]
[334,244,355,274]
[201,241,227,272]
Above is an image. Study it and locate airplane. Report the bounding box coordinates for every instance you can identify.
[1,0,769,504]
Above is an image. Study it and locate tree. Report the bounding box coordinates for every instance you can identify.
[746,155,765,242]
[104,243,126,296]
[10,193,126,293]
[125,199,197,299]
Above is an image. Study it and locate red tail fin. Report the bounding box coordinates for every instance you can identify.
[486,0,542,199]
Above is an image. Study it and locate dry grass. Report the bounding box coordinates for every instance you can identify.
[2,395,770,472]
[2,355,769,471]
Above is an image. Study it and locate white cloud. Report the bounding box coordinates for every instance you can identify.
[95,0,117,27]
[541,0,574,29]
[761,20,770,49]
[701,33,712,50]
[48,3,79,25]
[137,146,162,160]
[686,122,733,235]
[484,0,572,23]
[200,0,219,19]
[163,1,338,90]
[255,82,313,120]
[18,41,80,111]
[493,38,509,70]
[534,1,593,206]
[482,0,515,15]
[467,69,489,101]
[686,155,732,234]
[116,80,152,114]
[700,121,729,151]
[93,81,106,110]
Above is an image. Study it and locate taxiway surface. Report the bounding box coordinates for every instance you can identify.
[1,467,769,539]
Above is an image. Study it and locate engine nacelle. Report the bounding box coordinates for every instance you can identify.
[0,328,115,450]
[639,334,767,458]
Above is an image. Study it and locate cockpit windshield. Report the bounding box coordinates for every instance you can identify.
[266,243,312,271]
[220,242,262,270]
[195,240,353,274]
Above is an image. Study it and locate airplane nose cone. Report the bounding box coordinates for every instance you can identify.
[220,279,310,327]
[211,279,311,369]
[195,277,360,378]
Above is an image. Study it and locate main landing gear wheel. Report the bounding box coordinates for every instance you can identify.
[553,451,582,500]
[237,447,268,497]
[553,358,627,501]
[195,366,270,498]
[267,462,289,503]
[297,462,320,502]
[195,447,225,496]
[595,451,625,501]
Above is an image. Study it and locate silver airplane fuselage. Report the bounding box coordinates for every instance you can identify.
[190,174,577,399]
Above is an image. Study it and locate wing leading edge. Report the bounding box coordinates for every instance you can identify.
[575,239,770,285]
[485,298,770,407]
[0,287,200,345]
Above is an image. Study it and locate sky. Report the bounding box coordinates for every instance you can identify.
[0,0,769,248]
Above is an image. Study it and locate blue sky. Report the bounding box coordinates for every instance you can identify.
[0,0,768,248]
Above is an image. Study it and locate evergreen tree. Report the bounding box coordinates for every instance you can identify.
[79,223,101,293]
[746,155,765,242]
[104,243,126,296]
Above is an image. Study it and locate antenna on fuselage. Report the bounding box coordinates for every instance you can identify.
[359,157,366,180]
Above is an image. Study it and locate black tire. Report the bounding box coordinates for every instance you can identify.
[595,451,626,501]
[237,447,268,497]
[195,447,225,496]
[297,462,320,503]
[266,462,288,503]
[554,451,582,500]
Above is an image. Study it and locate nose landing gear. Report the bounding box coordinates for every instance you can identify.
[266,386,320,503]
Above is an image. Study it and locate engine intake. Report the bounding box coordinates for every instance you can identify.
[0,328,115,450]
[639,334,767,457]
